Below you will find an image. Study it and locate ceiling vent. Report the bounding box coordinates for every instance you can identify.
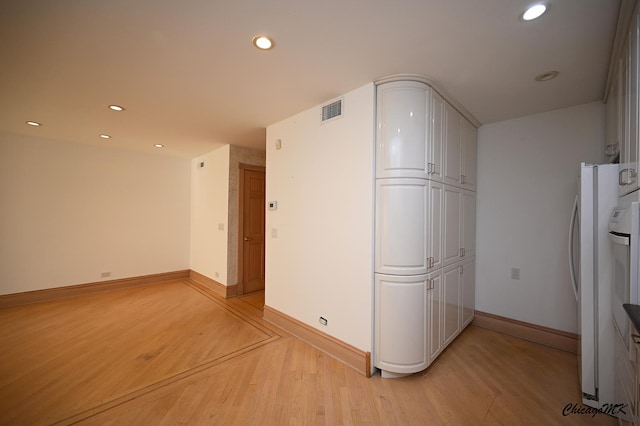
[321,98,343,123]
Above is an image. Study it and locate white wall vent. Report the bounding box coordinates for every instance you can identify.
[321,98,343,123]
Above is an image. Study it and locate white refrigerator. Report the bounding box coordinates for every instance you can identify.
[569,163,618,408]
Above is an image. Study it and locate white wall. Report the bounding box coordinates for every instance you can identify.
[190,145,231,284]
[266,83,375,351]
[476,101,606,333]
[0,132,191,295]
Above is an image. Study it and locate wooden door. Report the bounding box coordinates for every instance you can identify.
[241,168,265,294]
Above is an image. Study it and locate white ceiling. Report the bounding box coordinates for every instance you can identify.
[0,0,622,158]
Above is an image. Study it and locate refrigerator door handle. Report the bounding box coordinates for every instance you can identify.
[569,195,579,302]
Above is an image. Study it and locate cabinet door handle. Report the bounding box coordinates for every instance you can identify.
[459,265,464,275]
[619,169,636,185]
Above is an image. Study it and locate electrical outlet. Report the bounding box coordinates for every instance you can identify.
[511,267,520,280]
[101,272,111,278]
[319,316,328,326]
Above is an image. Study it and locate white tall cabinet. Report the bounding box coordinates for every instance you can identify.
[374,78,477,377]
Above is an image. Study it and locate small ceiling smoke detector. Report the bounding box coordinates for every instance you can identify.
[522,3,548,21]
[26,121,41,126]
[252,35,274,50]
[534,71,559,81]
[108,105,125,111]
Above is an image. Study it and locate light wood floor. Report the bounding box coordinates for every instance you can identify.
[0,280,616,425]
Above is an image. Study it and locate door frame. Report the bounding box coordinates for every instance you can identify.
[237,163,266,296]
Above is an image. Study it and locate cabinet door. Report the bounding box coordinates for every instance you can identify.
[375,179,429,275]
[620,48,634,196]
[427,180,443,272]
[374,274,429,374]
[428,91,445,182]
[443,103,462,187]
[442,263,461,346]
[376,81,430,179]
[461,119,477,191]
[442,184,462,267]
[615,322,635,424]
[621,12,640,196]
[427,269,443,363]
[629,15,638,173]
[605,67,620,162]
[461,257,475,328]
[461,190,476,259]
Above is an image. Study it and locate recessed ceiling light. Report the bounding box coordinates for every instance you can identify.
[99,134,111,139]
[108,105,125,111]
[26,121,41,126]
[252,35,274,50]
[522,3,548,21]
[535,71,559,81]
[154,144,164,148]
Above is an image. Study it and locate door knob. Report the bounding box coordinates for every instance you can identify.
[244,237,251,241]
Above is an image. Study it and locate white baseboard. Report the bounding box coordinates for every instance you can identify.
[263,305,371,377]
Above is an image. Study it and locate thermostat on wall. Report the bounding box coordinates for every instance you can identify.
[268,201,278,210]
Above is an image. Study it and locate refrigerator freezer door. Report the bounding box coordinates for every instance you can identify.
[578,164,597,400]
[575,163,620,409]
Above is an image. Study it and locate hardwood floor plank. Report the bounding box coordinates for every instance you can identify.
[0,281,276,425]
[0,283,618,425]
